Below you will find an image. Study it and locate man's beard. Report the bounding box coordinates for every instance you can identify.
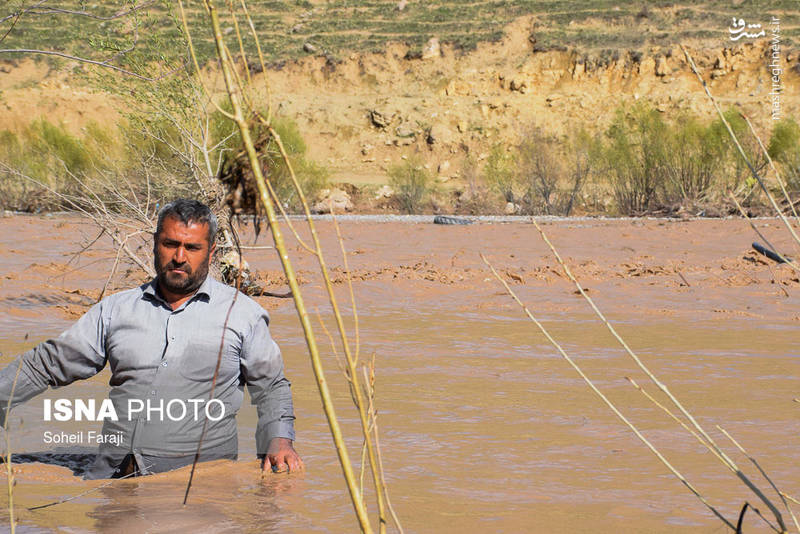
[154,251,210,296]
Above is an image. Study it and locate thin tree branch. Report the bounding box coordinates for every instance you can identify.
[26,0,156,21]
[0,49,180,81]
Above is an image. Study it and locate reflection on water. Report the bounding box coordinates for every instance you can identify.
[0,216,798,533]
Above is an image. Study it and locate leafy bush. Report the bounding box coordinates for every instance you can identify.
[457,157,499,214]
[594,104,747,215]
[483,144,516,203]
[388,158,435,213]
[599,104,670,214]
[517,127,565,215]
[768,118,800,195]
[662,112,728,205]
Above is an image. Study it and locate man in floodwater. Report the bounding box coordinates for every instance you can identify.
[0,199,302,478]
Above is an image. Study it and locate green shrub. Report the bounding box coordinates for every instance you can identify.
[516,128,564,215]
[600,104,670,214]
[483,143,516,203]
[594,104,748,215]
[26,118,93,177]
[457,156,499,214]
[662,113,728,205]
[388,158,435,213]
[768,118,800,194]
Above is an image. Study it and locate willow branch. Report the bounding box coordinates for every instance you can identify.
[26,0,156,21]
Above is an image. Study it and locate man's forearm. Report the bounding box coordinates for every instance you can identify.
[251,376,296,454]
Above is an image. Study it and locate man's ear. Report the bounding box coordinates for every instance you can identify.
[210,242,217,256]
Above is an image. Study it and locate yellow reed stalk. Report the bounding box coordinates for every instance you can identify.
[263,129,389,532]
[200,4,373,531]
[628,377,793,534]
[480,254,735,531]
[224,0,251,86]
[176,0,233,120]
[625,377,727,466]
[331,209,360,362]
[784,493,800,506]
[315,309,347,376]
[362,360,404,533]
[680,45,800,251]
[528,217,787,532]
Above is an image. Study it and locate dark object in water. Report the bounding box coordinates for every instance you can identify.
[1,448,97,476]
[434,215,472,225]
[752,242,788,264]
[736,502,749,534]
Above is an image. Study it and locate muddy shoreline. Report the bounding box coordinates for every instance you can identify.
[0,213,798,533]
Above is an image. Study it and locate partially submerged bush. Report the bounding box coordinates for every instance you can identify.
[480,129,592,216]
[483,144,516,203]
[594,103,759,215]
[599,104,670,214]
[388,158,435,213]
[768,118,800,196]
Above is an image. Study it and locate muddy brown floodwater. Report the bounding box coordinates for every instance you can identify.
[0,213,798,533]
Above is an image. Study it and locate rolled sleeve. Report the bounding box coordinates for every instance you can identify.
[240,311,295,453]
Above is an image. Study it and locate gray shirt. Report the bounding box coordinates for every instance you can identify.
[0,275,295,478]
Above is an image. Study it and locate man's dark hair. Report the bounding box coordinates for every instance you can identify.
[155,199,218,244]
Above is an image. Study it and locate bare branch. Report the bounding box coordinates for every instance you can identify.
[26,0,157,21]
[0,48,182,81]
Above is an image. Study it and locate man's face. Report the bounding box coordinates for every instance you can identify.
[153,215,215,296]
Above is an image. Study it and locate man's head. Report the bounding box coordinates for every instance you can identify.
[153,199,217,298]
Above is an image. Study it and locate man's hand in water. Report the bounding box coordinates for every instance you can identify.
[262,437,304,473]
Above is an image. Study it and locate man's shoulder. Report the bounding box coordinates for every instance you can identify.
[206,277,268,317]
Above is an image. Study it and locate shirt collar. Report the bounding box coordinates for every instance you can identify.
[142,275,214,306]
